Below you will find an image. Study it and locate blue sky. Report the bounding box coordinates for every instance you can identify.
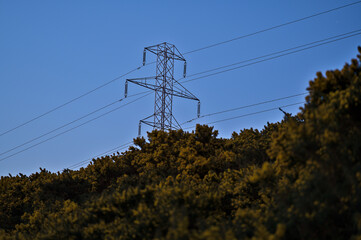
[0,0,360,176]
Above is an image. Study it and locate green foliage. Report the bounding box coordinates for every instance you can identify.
[267,46,361,239]
[0,47,360,239]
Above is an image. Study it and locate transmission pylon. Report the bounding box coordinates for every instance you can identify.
[125,42,200,136]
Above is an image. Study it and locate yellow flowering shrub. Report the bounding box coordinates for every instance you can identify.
[0,47,360,239]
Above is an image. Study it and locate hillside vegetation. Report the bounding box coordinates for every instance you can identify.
[1,47,361,239]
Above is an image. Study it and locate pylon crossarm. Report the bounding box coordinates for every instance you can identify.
[141,120,174,130]
[127,76,157,84]
[171,90,199,101]
[173,79,199,101]
[127,77,157,91]
[128,77,198,101]
[140,120,155,128]
[172,45,186,61]
[140,114,154,122]
[138,115,155,136]
[145,43,186,62]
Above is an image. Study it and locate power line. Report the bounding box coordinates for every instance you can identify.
[182,92,307,124]
[69,102,305,169]
[2,2,358,164]
[0,91,306,162]
[183,1,361,55]
[115,29,360,134]
[186,29,361,78]
[121,29,361,101]
[79,29,359,139]
[69,144,132,169]
[0,93,151,163]
[67,141,133,170]
[68,99,306,168]
[182,30,361,84]
[0,90,148,157]
[0,66,143,138]
[38,26,357,166]
[183,102,305,130]
[68,143,132,169]
[70,101,305,169]
[2,2,357,138]
[71,102,305,169]
[0,99,123,157]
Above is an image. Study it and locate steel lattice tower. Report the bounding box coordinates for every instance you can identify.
[125,42,200,136]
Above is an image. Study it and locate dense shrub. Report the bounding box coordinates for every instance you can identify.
[0,47,360,239]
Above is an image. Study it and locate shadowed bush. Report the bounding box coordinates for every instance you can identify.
[1,47,360,240]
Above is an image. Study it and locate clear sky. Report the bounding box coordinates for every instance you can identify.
[0,0,360,176]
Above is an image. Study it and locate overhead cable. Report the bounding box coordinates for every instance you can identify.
[0,99,125,157]
[183,1,361,55]
[2,1,358,137]
[182,92,307,124]
[185,29,361,78]
[71,101,306,168]
[0,93,151,162]
[0,89,153,158]
[182,30,361,84]
[67,141,133,170]
[0,66,143,138]
[119,29,361,101]
[183,102,305,130]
